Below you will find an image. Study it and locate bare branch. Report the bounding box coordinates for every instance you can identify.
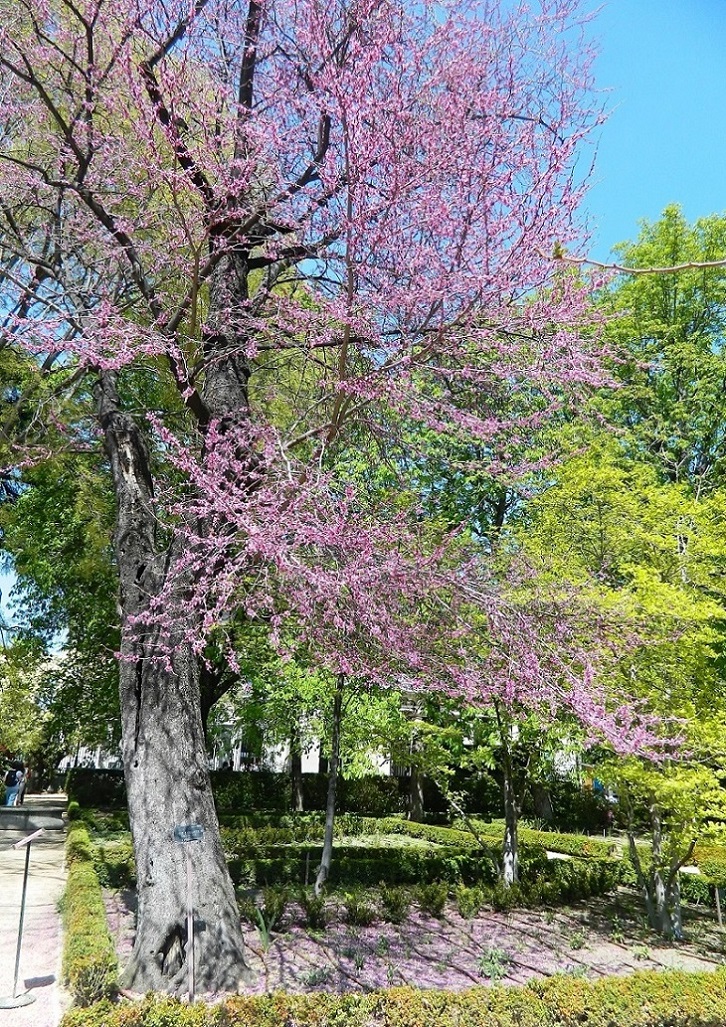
[555,253,726,275]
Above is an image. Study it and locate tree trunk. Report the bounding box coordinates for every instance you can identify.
[118,652,250,992]
[495,703,519,887]
[290,723,304,812]
[98,371,252,993]
[315,674,344,896]
[408,710,425,822]
[643,870,682,940]
[628,801,688,942]
[409,766,425,822]
[502,761,519,887]
[531,781,554,824]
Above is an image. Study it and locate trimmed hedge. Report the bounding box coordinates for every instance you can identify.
[62,822,118,1005]
[59,970,726,1027]
[463,818,618,859]
[66,768,407,815]
[90,823,619,902]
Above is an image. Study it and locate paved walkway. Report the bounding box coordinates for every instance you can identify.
[0,795,69,1027]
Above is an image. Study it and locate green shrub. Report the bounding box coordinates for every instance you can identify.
[488,881,523,912]
[693,845,726,887]
[66,770,126,809]
[417,881,448,917]
[91,826,617,906]
[343,889,377,926]
[460,819,617,859]
[455,884,483,919]
[60,970,726,1027]
[67,770,407,817]
[260,885,288,931]
[66,821,96,866]
[342,776,404,816]
[298,888,328,929]
[61,823,118,1006]
[379,884,411,923]
[93,839,136,889]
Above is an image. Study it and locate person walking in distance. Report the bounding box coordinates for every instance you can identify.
[4,762,23,806]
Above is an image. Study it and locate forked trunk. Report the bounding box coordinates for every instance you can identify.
[315,674,344,895]
[643,870,683,941]
[626,801,689,942]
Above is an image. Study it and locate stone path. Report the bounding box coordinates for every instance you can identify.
[0,795,69,1027]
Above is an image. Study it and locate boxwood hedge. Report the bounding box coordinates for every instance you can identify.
[62,821,118,1005]
[59,970,726,1027]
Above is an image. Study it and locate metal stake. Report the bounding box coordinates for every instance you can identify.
[186,845,195,1003]
[173,822,203,1004]
[0,828,44,1009]
[716,884,723,929]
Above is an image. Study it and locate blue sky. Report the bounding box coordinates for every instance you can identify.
[586,0,726,259]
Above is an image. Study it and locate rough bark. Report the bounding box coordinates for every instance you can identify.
[97,372,251,993]
[315,674,344,895]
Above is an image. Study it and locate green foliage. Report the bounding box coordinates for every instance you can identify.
[416,881,449,917]
[342,889,378,926]
[477,946,510,981]
[601,205,726,494]
[61,823,118,1006]
[66,770,127,809]
[693,845,726,887]
[244,886,290,951]
[455,885,484,919]
[463,819,617,859]
[93,839,136,889]
[297,888,328,929]
[1,454,120,753]
[379,884,412,923]
[84,805,621,902]
[60,970,726,1027]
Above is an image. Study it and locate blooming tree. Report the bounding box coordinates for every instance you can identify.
[0,0,617,993]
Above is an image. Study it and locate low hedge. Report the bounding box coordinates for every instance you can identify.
[62,822,118,1005]
[59,970,726,1027]
[91,826,619,903]
[228,845,501,888]
[462,819,618,859]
